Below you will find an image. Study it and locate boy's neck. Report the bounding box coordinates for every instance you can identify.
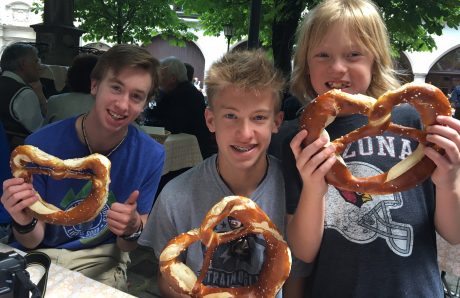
[77,112,128,156]
[216,155,269,197]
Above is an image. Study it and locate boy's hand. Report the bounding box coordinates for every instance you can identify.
[290,130,336,197]
[1,178,38,225]
[424,115,460,190]
[107,190,142,236]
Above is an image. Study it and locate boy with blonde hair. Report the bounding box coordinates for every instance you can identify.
[139,50,304,297]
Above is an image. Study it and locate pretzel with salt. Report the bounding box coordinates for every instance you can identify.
[10,145,111,225]
[159,196,291,298]
[299,82,451,194]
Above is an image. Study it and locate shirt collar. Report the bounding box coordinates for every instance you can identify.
[2,71,26,85]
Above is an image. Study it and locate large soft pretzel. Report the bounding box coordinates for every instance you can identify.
[299,82,452,194]
[10,145,111,225]
[159,196,292,298]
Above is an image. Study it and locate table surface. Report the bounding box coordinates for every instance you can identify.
[161,133,203,175]
[0,243,134,298]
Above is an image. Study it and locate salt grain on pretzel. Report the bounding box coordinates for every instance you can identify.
[300,82,452,194]
[159,196,292,298]
[10,145,111,225]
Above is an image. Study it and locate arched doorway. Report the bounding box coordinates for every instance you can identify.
[145,36,205,88]
[425,46,460,96]
[394,52,414,84]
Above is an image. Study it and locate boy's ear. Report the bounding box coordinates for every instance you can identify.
[272,111,284,133]
[204,107,216,132]
[90,79,98,97]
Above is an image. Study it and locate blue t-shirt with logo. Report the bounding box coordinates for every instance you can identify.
[22,116,165,250]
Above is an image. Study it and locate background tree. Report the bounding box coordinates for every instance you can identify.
[178,0,460,79]
[34,0,460,78]
[33,0,196,45]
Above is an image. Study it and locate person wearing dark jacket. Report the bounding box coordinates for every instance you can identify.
[147,56,216,158]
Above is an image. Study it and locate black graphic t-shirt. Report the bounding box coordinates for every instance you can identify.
[279,104,443,297]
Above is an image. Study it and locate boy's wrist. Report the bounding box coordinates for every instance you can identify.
[121,220,143,241]
[12,218,38,234]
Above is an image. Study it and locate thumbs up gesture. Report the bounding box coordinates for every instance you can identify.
[107,190,142,237]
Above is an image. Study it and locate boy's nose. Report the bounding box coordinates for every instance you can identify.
[330,58,347,73]
[115,93,130,110]
[236,120,254,138]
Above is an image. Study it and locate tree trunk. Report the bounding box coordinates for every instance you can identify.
[271,0,304,81]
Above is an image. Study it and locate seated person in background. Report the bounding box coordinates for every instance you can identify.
[139,50,306,297]
[184,62,194,82]
[450,85,460,120]
[1,44,165,291]
[0,122,12,243]
[145,56,216,158]
[45,54,99,124]
[0,42,47,148]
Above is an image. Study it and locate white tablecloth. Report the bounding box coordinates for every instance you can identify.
[162,133,203,175]
[437,233,460,277]
[0,243,134,297]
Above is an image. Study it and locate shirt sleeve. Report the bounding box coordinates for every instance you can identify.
[138,191,178,259]
[136,148,165,215]
[11,88,44,132]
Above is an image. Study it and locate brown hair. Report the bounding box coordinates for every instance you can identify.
[91,44,160,100]
[205,49,285,111]
[290,0,400,104]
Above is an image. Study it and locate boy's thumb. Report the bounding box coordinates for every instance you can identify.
[125,190,139,205]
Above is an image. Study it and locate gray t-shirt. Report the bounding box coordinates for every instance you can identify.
[139,154,288,296]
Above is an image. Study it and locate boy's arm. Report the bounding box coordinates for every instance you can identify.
[287,130,336,263]
[12,220,46,249]
[426,116,460,244]
[287,188,326,263]
[116,213,147,252]
[1,178,45,248]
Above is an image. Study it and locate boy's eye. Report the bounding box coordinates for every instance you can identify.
[111,85,121,92]
[314,52,329,58]
[253,115,267,121]
[224,113,237,119]
[131,94,144,102]
[347,52,363,60]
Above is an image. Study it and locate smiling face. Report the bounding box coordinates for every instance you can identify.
[307,22,375,96]
[205,86,283,173]
[90,66,152,133]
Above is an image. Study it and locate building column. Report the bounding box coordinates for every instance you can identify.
[413,73,427,83]
[30,0,83,66]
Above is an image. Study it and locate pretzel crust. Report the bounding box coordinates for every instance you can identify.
[10,145,111,225]
[159,196,292,298]
[299,82,452,194]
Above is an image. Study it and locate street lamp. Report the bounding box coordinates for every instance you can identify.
[223,24,235,52]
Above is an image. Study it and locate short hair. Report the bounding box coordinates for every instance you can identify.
[1,42,38,72]
[67,54,99,93]
[91,44,160,99]
[184,62,194,82]
[205,49,285,111]
[290,0,400,104]
[160,57,188,83]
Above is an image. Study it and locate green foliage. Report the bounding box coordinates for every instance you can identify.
[178,0,460,53]
[32,0,460,53]
[74,0,196,45]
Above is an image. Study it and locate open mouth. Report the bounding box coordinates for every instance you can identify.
[231,145,256,152]
[326,81,351,89]
[108,110,127,120]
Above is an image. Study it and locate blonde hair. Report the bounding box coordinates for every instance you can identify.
[290,0,400,104]
[205,49,285,111]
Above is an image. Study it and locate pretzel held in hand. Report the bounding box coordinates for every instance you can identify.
[159,196,292,298]
[10,145,111,225]
[299,82,452,194]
